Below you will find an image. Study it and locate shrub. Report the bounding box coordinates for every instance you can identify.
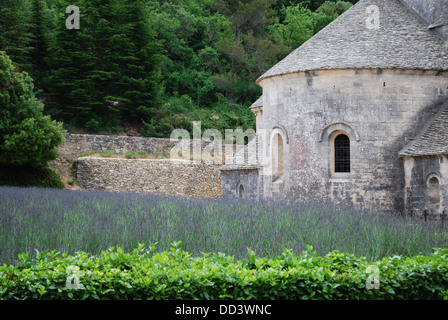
[137,151,147,158]
[1,244,448,300]
[0,164,65,189]
[101,150,114,157]
[85,118,101,133]
[0,51,65,188]
[0,51,64,167]
[125,152,136,159]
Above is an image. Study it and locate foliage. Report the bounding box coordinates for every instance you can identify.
[125,152,136,159]
[78,151,96,158]
[29,0,52,87]
[101,150,115,157]
[269,4,315,50]
[44,2,98,123]
[0,51,64,167]
[44,0,164,127]
[140,98,256,138]
[1,0,356,136]
[0,0,34,71]
[0,164,65,189]
[1,244,448,300]
[85,118,101,133]
[1,186,447,266]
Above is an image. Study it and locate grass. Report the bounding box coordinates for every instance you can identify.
[125,152,136,159]
[0,186,447,266]
[78,150,169,160]
[100,150,114,157]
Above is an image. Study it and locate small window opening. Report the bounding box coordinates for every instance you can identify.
[334,134,350,173]
[239,184,245,199]
[428,177,440,204]
[272,133,284,182]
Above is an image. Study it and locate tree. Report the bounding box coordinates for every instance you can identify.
[317,0,352,15]
[0,0,34,72]
[4,0,353,138]
[272,0,357,13]
[269,0,353,52]
[45,3,97,125]
[29,0,53,89]
[214,0,274,98]
[118,0,165,121]
[269,4,314,51]
[312,1,353,33]
[0,51,64,167]
[45,0,164,129]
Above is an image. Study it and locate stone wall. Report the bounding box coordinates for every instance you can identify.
[221,169,261,200]
[404,155,448,216]
[52,134,216,167]
[49,134,174,183]
[53,133,238,164]
[76,157,222,198]
[49,134,237,197]
[256,68,448,213]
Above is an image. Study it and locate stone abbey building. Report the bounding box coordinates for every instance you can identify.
[220,0,448,216]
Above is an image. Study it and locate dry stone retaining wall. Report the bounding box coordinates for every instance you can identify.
[50,134,236,198]
[53,134,180,167]
[76,157,222,198]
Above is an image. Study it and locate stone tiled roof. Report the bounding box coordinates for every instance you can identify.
[400,0,448,42]
[399,101,448,157]
[257,0,448,83]
[249,96,263,109]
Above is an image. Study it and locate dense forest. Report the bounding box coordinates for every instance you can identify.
[1,0,357,138]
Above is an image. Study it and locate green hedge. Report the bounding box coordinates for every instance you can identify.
[1,243,448,300]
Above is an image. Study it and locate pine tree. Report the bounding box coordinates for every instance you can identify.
[118,0,164,122]
[82,0,124,121]
[45,0,165,128]
[0,0,34,72]
[45,1,97,125]
[29,0,52,88]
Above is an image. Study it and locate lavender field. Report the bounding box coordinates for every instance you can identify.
[1,186,447,266]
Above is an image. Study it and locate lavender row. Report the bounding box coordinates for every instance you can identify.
[0,186,447,266]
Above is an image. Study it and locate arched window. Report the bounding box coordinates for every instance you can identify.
[272,133,284,182]
[239,184,245,199]
[320,123,357,179]
[428,177,440,204]
[334,134,350,173]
